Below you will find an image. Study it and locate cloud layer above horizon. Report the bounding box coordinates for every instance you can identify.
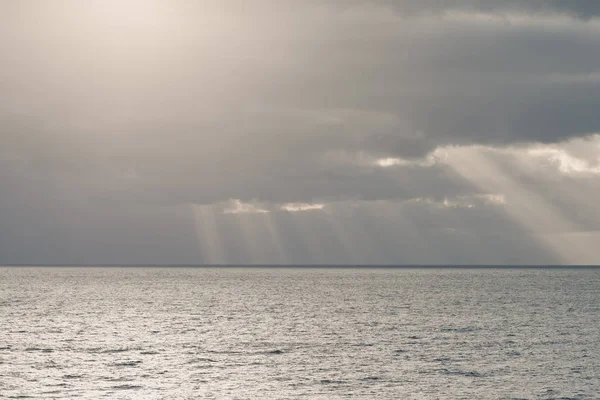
[2,0,600,264]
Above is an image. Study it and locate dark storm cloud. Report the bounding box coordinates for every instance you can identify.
[519,0,600,19]
[2,0,600,204]
[323,0,600,19]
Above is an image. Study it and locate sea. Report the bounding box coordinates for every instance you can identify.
[1,267,599,399]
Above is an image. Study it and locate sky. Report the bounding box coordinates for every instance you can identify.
[1,0,600,265]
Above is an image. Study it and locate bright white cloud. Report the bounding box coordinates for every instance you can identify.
[280,203,325,212]
[374,149,448,168]
[376,158,405,167]
[527,147,600,175]
[223,199,269,214]
[478,194,507,205]
[403,193,506,209]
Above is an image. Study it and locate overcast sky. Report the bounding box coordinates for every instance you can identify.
[2,0,600,265]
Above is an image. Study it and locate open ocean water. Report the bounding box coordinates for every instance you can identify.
[0,267,599,399]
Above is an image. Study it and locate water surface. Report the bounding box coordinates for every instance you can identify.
[1,267,599,399]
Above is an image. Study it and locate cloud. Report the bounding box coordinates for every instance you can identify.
[223,200,269,214]
[374,150,448,168]
[321,1,600,20]
[280,203,325,212]
[405,194,507,209]
[527,147,600,175]
[1,1,600,264]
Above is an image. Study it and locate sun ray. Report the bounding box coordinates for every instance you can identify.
[191,203,226,265]
[446,147,599,264]
[320,206,363,264]
[263,213,289,265]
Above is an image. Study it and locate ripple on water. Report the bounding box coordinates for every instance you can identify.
[438,368,486,378]
[186,357,217,364]
[63,374,83,379]
[100,348,132,354]
[111,384,143,390]
[319,379,347,385]
[24,347,53,353]
[112,360,142,367]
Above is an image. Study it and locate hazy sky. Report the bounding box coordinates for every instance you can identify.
[2,0,600,265]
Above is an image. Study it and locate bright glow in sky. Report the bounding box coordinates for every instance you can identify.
[83,0,167,28]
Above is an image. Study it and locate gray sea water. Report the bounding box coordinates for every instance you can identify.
[1,267,599,399]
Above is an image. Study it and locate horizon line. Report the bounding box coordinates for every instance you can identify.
[1,264,600,269]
